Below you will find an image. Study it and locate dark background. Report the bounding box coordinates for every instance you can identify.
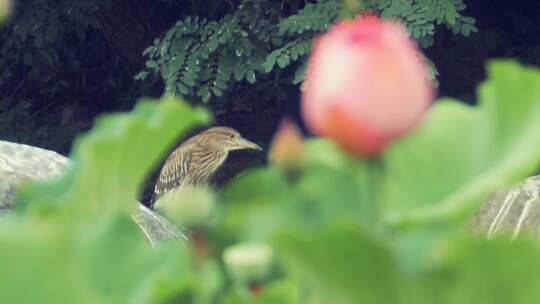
[1,0,539,203]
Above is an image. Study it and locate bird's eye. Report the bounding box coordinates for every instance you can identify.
[229,134,235,139]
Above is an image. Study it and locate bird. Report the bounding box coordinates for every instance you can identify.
[151,126,262,207]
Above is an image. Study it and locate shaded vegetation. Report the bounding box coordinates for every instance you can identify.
[1,0,539,171]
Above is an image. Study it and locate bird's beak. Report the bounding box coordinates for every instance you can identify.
[232,137,263,151]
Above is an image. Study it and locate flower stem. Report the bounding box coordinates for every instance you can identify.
[366,156,384,229]
[340,0,361,20]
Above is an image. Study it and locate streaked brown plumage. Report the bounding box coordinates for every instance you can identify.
[152,127,261,205]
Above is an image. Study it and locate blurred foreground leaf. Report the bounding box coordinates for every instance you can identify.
[382,61,540,227]
[16,96,210,218]
[275,223,399,304]
[275,223,540,304]
[218,60,540,304]
[0,214,192,303]
[0,96,210,303]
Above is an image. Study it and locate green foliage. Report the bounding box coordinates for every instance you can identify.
[138,0,476,103]
[0,0,100,86]
[1,96,209,303]
[4,61,540,303]
[382,61,540,227]
[0,0,161,152]
[276,224,540,304]
[16,96,211,217]
[0,0,479,154]
[215,60,540,303]
[370,0,478,47]
[0,215,193,303]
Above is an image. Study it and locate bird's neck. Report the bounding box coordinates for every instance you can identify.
[186,150,229,186]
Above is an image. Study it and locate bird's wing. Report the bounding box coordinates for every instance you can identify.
[154,147,192,197]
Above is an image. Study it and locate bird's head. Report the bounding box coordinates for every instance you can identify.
[196,127,262,152]
[152,126,262,200]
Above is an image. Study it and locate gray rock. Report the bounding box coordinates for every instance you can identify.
[0,140,188,244]
[469,176,540,240]
[0,141,69,209]
[133,204,189,245]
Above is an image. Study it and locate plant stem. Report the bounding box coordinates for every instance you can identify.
[366,156,384,229]
[340,0,361,20]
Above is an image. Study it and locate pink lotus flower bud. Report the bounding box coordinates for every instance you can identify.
[301,15,434,157]
[269,118,304,172]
